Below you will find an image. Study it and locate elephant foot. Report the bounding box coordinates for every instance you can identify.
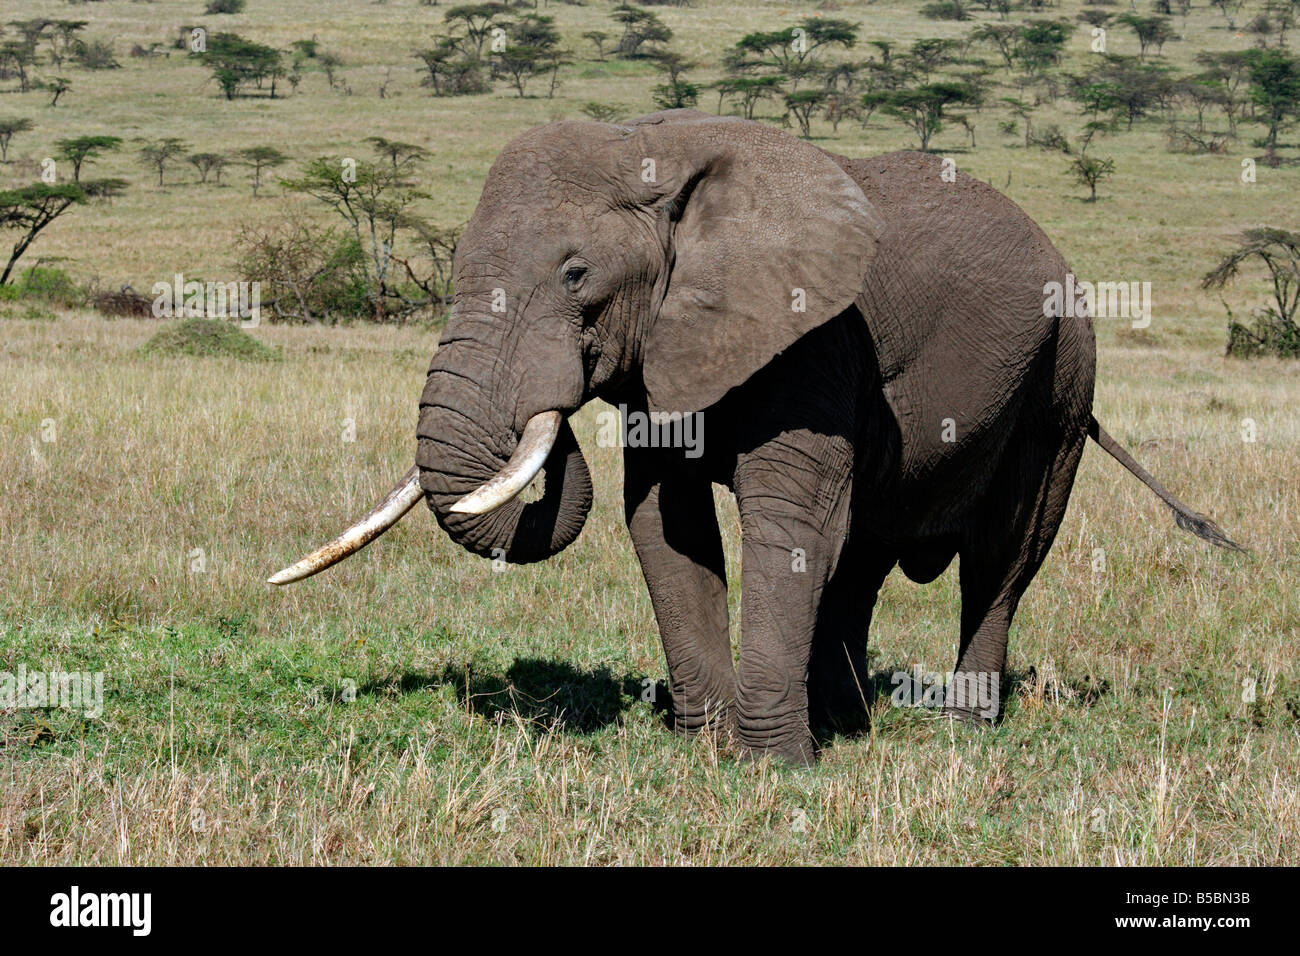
[736,728,817,768]
[737,742,816,769]
[940,704,999,728]
[666,691,736,743]
[941,671,1003,726]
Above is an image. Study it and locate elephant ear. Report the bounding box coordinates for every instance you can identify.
[628,113,884,414]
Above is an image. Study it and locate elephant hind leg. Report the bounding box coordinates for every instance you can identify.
[807,537,894,735]
[948,428,1088,722]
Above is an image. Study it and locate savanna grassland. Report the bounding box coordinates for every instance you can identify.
[1,0,1298,865]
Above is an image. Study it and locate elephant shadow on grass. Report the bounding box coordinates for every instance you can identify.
[357,659,1111,746]
[358,658,670,736]
[843,662,1113,737]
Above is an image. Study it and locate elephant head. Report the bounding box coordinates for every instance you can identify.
[269,110,882,584]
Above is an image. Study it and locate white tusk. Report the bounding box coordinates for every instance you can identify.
[449,411,561,515]
[267,466,423,586]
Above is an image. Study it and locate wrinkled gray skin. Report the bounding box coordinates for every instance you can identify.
[416,110,1227,765]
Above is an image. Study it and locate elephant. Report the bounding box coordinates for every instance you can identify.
[269,109,1240,766]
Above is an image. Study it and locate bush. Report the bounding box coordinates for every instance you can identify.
[1029,124,1072,153]
[1165,124,1229,154]
[71,40,121,70]
[87,284,154,318]
[235,222,372,323]
[1226,311,1300,358]
[921,1,970,20]
[205,0,247,13]
[141,318,280,361]
[0,266,81,307]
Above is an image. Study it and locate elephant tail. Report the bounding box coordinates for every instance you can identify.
[1088,417,1246,552]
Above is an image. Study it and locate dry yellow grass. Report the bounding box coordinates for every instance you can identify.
[0,0,1298,865]
[2,314,1296,864]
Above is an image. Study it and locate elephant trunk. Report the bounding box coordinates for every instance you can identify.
[416,348,592,564]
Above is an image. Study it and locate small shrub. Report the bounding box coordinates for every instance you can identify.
[580,102,626,123]
[0,266,80,307]
[141,318,280,361]
[235,222,371,323]
[1165,124,1229,154]
[71,40,121,70]
[921,0,970,20]
[1029,124,1072,153]
[1226,311,1300,358]
[205,0,246,13]
[88,285,154,318]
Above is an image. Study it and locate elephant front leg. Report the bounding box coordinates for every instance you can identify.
[733,502,832,767]
[733,433,852,766]
[624,449,736,737]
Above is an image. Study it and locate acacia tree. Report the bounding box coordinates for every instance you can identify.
[1065,124,1116,202]
[0,179,125,284]
[1246,48,1300,162]
[972,23,1020,69]
[444,3,510,60]
[714,75,785,119]
[1196,51,1253,137]
[651,50,699,110]
[494,14,564,98]
[1209,0,1247,29]
[1014,20,1071,75]
[785,89,827,137]
[413,40,486,97]
[188,152,227,184]
[611,5,671,58]
[281,157,428,320]
[0,39,39,93]
[579,102,625,123]
[1203,227,1300,357]
[583,31,609,61]
[48,76,72,106]
[732,18,857,90]
[138,138,188,186]
[54,135,121,182]
[365,137,430,175]
[1118,14,1174,62]
[197,33,283,99]
[0,117,35,163]
[865,81,979,150]
[238,146,288,197]
[1069,151,1115,201]
[49,20,87,66]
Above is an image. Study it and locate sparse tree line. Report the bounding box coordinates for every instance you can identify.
[0,116,459,325]
[1,0,1298,351]
[407,3,1300,201]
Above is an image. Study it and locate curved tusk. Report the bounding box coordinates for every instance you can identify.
[267,466,423,586]
[449,411,561,515]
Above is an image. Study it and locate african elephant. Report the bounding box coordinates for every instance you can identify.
[270,109,1239,766]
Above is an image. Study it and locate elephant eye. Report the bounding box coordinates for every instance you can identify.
[562,265,587,292]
